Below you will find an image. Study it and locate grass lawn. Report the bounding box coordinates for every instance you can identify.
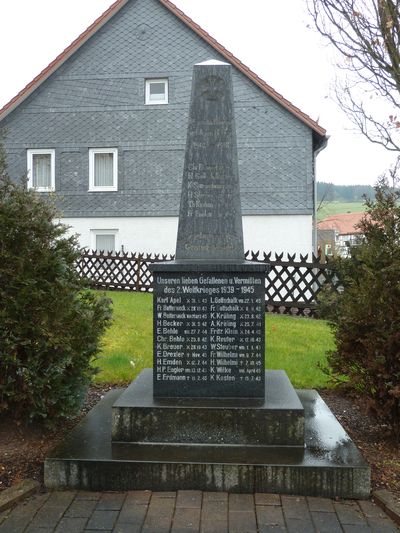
[94,291,335,389]
[317,201,366,221]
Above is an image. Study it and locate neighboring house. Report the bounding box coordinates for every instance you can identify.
[0,0,327,255]
[317,212,365,257]
[316,229,336,260]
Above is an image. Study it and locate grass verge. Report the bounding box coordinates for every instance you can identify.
[94,291,335,389]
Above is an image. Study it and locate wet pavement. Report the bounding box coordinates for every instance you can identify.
[0,490,398,533]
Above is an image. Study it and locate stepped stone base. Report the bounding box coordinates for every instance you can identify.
[112,369,304,446]
[45,371,370,498]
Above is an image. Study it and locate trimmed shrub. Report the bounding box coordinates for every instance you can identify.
[0,143,112,422]
[318,174,400,439]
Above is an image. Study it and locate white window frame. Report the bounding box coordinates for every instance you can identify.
[27,149,55,192]
[89,148,118,192]
[145,78,169,105]
[90,229,119,253]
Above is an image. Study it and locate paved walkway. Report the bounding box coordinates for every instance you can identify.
[0,490,398,533]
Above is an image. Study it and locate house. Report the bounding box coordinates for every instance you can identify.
[317,212,365,257]
[0,0,327,256]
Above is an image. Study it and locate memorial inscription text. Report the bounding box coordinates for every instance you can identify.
[154,272,264,393]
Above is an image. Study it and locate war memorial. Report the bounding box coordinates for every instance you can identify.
[45,61,370,498]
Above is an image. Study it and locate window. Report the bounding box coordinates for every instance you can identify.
[89,148,118,191]
[91,229,118,252]
[145,78,168,105]
[27,149,55,191]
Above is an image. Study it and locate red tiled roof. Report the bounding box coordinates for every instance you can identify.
[0,0,327,142]
[317,212,365,235]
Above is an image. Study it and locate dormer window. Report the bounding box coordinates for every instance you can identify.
[27,149,55,191]
[145,79,168,105]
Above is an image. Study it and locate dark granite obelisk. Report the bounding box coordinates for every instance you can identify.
[175,60,244,261]
[151,60,266,398]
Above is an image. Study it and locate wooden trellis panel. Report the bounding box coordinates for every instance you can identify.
[244,251,339,316]
[76,250,338,316]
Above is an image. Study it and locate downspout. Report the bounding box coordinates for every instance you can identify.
[312,134,329,256]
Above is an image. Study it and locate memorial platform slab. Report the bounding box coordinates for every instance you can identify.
[45,373,370,499]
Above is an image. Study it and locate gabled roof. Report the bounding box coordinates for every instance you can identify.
[317,212,365,235]
[0,0,327,146]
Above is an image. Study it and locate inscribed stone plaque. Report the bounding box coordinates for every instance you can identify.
[152,263,265,398]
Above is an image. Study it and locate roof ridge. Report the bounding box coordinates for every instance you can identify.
[0,0,128,119]
[0,0,326,138]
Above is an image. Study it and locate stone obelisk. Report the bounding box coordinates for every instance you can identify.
[175,60,244,261]
[151,60,266,398]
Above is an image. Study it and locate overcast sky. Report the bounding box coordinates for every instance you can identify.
[0,0,396,185]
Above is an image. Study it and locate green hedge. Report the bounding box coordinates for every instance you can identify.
[0,143,112,423]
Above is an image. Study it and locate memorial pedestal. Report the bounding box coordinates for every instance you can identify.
[44,370,371,498]
[112,369,304,446]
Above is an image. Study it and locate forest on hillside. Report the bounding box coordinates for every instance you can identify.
[317,182,375,203]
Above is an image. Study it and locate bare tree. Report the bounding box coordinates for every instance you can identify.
[308,0,400,151]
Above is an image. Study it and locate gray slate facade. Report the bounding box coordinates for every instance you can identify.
[1,0,322,219]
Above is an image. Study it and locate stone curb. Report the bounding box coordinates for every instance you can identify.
[372,489,400,526]
[0,479,40,513]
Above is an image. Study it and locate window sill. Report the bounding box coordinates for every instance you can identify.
[88,188,118,192]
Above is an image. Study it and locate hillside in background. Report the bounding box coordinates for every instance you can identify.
[316,182,372,221]
[317,182,375,203]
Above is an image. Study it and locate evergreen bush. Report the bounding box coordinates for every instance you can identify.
[319,173,400,439]
[0,141,112,422]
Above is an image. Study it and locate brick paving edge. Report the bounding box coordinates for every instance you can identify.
[372,490,400,526]
[0,479,40,512]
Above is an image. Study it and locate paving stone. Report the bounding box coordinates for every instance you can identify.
[151,491,177,499]
[0,493,51,533]
[285,517,315,533]
[125,490,152,505]
[171,507,201,532]
[29,504,67,527]
[65,498,98,518]
[307,496,335,513]
[203,492,228,503]
[117,502,148,525]
[176,491,202,509]
[54,516,88,533]
[335,502,368,526]
[311,510,342,532]
[141,497,175,533]
[257,525,287,533]
[113,523,143,533]
[342,525,373,533]
[46,491,76,507]
[96,493,126,511]
[200,500,228,533]
[0,511,10,526]
[86,510,119,531]
[228,511,257,533]
[282,496,311,522]
[366,516,400,532]
[256,505,285,528]
[255,493,281,506]
[229,494,254,512]
[358,500,388,518]
[75,492,102,501]
[24,526,54,533]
